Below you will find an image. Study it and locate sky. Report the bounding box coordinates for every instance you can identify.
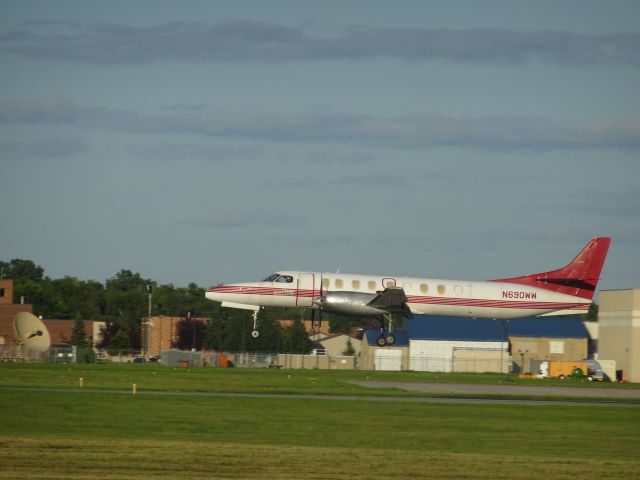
[1,1,639,292]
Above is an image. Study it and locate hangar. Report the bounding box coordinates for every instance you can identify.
[598,289,640,382]
[362,315,589,373]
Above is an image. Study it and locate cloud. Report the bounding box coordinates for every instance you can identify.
[134,142,261,162]
[2,21,639,65]
[185,210,306,228]
[0,136,91,159]
[2,99,639,152]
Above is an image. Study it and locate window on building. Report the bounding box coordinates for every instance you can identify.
[352,280,360,289]
[0,288,4,298]
[549,340,564,354]
[420,283,428,293]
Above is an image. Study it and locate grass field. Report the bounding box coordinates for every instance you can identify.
[2,364,639,479]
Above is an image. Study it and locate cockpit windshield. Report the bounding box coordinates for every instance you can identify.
[262,273,294,283]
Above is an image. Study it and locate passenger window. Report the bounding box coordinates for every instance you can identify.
[335,279,343,289]
[322,278,330,289]
[420,283,428,293]
[352,280,360,289]
[385,280,395,288]
[368,280,376,291]
[437,284,446,294]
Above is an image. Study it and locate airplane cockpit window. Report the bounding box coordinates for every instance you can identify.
[275,275,293,283]
[262,273,294,283]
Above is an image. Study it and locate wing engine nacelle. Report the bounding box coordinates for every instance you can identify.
[314,291,385,316]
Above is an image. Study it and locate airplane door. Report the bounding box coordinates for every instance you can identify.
[296,273,315,307]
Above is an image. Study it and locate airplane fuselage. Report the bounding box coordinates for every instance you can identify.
[206,270,590,319]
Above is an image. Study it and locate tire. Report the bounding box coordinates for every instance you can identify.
[251,330,260,338]
[376,336,386,347]
[385,334,396,345]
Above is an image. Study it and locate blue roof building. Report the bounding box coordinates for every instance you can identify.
[360,315,589,372]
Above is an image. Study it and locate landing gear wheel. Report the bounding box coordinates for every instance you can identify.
[251,329,260,338]
[376,336,387,347]
[385,334,396,345]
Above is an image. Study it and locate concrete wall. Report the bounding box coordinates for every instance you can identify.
[276,353,355,370]
[599,289,640,382]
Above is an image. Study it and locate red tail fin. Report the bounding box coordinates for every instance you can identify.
[492,237,611,300]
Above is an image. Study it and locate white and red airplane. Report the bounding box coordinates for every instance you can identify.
[205,237,611,346]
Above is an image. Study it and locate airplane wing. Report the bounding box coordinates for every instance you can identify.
[367,287,412,318]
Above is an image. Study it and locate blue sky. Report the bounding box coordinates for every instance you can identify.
[1,1,639,291]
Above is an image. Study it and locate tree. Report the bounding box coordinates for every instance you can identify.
[342,338,356,356]
[583,302,599,322]
[282,319,313,354]
[70,318,88,347]
[108,329,132,355]
[173,317,206,350]
[0,259,45,282]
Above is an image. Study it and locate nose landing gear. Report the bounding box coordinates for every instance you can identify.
[251,310,260,338]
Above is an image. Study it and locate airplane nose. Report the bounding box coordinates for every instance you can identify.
[205,286,224,302]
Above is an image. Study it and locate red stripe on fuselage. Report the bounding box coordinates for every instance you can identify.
[209,286,586,312]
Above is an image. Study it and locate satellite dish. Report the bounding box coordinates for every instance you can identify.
[13,312,51,352]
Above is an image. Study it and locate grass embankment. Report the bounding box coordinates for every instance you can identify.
[2,389,640,479]
[1,363,637,398]
[1,364,639,479]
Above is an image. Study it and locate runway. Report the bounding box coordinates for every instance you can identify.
[2,384,639,407]
[347,380,640,400]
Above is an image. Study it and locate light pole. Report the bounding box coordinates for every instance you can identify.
[144,284,153,358]
[518,349,529,374]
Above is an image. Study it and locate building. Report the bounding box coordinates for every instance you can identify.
[599,289,640,382]
[278,319,331,336]
[317,334,361,357]
[507,317,589,373]
[361,315,589,373]
[360,330,410,371]
[406,316,509,373]
[42,319,98,347]
[143,315,210,357]
[0,279,33,348]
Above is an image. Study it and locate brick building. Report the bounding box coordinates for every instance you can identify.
[0,279,101,349]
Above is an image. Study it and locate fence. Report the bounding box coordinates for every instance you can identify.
[0,346,514,373]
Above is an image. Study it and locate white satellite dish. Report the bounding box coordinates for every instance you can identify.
[13,312,51,352]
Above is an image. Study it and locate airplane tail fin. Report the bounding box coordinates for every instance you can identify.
[492,237,611,300]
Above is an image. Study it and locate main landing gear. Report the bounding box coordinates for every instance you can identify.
[375,314,396,347]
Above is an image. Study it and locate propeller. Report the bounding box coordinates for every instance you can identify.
[311,275,324,335]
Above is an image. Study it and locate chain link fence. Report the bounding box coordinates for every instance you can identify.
[1,346,513,373]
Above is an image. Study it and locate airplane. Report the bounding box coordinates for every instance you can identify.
[205,237,611,346]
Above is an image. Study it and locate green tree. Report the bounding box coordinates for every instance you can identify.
[583,302,599,322]
[342,338,356,356]
[0,259,45,282]
[108,329,132,355]
[282,319,313,354]
[70,318,88,347]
